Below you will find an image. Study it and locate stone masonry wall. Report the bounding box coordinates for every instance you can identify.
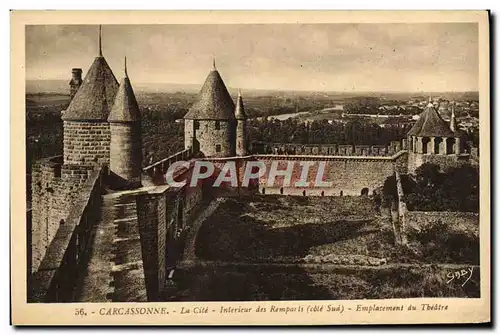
[151,151,408,198]
[236,119,247,156]
[407,151,470,175]
[30,168,104,302]
[109,122,142,187]
[184,119,194,150]
[63,121,110,165]
[30,157,97,273]
[135,180,204,300]
[135,191,166,301]
[252,156,398,196]
[194,120,236,157]
[251,140,403,157]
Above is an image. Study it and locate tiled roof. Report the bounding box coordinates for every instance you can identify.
[235,91,246,120]
[407,103,455,137]
[108,70,141,123]
[62,56,118,121]
[184,70,235,120]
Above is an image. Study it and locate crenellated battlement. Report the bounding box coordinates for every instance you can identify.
[30,167,105,302]
[251,140,406,157]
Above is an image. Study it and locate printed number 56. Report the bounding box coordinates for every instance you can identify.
[75,308,87,316]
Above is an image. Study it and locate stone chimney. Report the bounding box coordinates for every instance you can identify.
[69,68,83,100]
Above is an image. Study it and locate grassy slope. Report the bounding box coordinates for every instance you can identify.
[195,195,479,265]
[179,195,480,300]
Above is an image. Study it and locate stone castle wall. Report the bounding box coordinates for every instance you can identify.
[63,121,110,165]
[251,152,408,196]
[251,140,403,157]
[136,190,167,301]
[151,151,408,199]
[30,168,104,302]
[146,150,409,198]
[135,181,204,301]
[407,151,471,174]
[30,156,98,273]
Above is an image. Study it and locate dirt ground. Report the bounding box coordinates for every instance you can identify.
[170,194,480,301]
[194,195,479,265]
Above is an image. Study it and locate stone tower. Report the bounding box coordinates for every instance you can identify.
[108,57,142,189]
[184,60,236,157]
[69,68,83,100]
[61,25,118,165]
[449,103,458,133]
[407,98,463,174]
[235,90,248,156]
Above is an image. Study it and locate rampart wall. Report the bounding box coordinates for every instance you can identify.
[30,167,104,302]
[146,150,408,198]
[250,152,408,196]
[407,151,471,174]
[142,147,194,186]
[30,156,100,273]
[251,140,404,157]
[135,171,204,300]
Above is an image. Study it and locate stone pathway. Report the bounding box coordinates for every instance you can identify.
[76,193,147,302]
[77,196,115,302]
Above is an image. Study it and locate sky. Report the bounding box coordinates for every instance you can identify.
[25,23,478,92]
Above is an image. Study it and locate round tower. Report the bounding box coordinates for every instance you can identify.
[61,25,119,166]
[183,60,236,158]
[235,90,248,156]
[449,102,458,133]
[406,97,462,174]
[107,57,142,189]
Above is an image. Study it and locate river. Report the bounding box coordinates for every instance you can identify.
[268,105,344,121]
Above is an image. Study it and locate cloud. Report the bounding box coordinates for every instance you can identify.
[25,23,478,92]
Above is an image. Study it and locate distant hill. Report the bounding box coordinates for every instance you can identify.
[26,80,202,95]
[25,80,478,101]
[26,80,69,94]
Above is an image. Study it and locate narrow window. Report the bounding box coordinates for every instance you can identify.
[216,144,221,153]
[215,121,221,130]
[194,120,200,130]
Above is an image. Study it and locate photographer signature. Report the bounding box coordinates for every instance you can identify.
[446,267,474,287]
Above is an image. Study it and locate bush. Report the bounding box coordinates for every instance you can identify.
[405,164,479,212]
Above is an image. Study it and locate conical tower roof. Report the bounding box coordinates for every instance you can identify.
[62,26,119,121]
[184,62,235,120]
[62,56,118,121]
[407,102,455,137]
[235,90,246,120]
[108,57,141,122]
